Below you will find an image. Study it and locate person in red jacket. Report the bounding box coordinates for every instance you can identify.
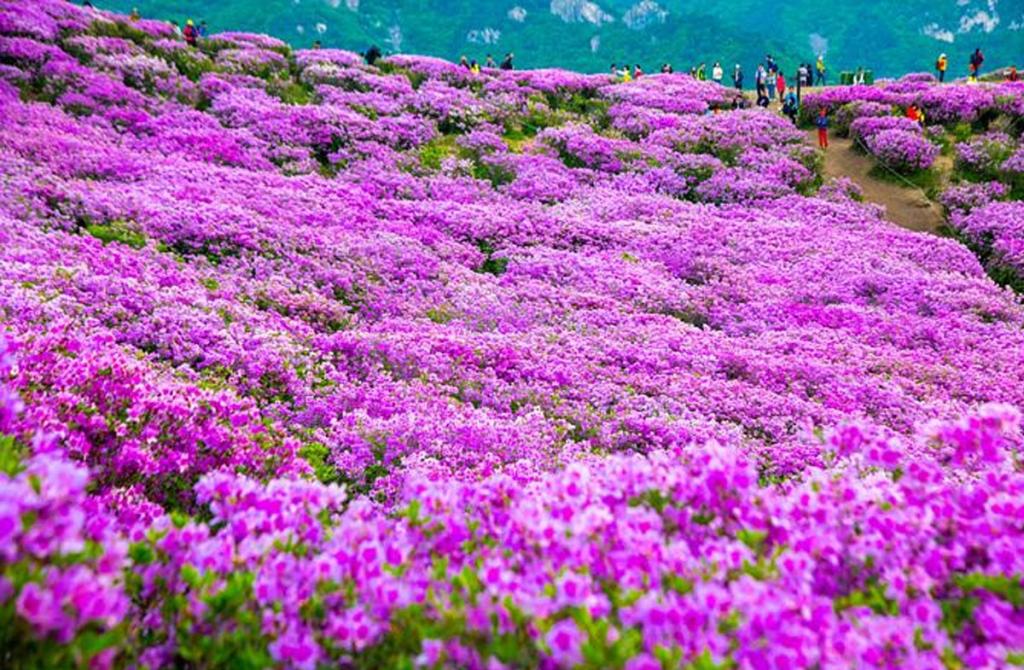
[816,107,830,149]
[183,19,198,47]
[776,72,786,103]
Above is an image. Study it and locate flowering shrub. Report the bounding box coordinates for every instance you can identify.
[941,181,1009,216]
[950,201,1024,290]
[1,1,1024,667]
[832,100,894,137]
[866,129,939,173]
[955,132,1018,180]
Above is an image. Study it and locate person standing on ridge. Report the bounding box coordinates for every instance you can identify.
[765,63,777,100]
[364,45,382,65]
[815,55,826,86]
[634,64,644,78]
[312,40,322,50]
[130,7,140,21]
[1007,66,1020,82]
[471,60,481,74]
[936,53,948,82]
[712,61,723,84]
[696,62,707,81]
[183,19,198,47]
[198,21,208,37]
[816,107,830,149]
[776,71,787,103]
[500,53,514,70]
[459,55,470,69]
[733,64,743,90]
[485,54,496,68]
[782,90,799,125]
[969,48,984,80]
[797,63,809,88]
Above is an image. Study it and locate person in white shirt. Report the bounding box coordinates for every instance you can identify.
[711,62,724,84]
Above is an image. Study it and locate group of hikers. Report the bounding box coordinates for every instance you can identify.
[458,53,516,73]
[937,48,1019,83]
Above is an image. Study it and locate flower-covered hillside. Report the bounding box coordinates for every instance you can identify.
[1,2,1024,668]
[802,74,1024,289]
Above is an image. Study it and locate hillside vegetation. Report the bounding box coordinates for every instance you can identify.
[1,1,1024,669]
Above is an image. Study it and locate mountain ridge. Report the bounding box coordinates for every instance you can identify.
[80,1,1024,79]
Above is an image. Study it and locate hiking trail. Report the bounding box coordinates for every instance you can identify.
[807,130,946,234]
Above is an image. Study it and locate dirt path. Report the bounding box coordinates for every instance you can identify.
[808,130,946,234]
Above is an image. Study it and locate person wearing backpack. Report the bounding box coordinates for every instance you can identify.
[183,19,198,47]
[969,48,984,80]
[816,107,830,149]
[936,53,948,82]
[782,91,799,125]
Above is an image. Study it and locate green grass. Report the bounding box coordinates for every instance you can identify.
[867,165,943,200]
[84,221,148,249]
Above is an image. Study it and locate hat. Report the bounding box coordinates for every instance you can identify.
[186,19,194,25]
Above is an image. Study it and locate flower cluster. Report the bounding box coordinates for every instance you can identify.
[950,201,1024,289]
[1,1,1024,668]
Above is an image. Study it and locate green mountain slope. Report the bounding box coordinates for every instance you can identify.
[96,0,1021,77]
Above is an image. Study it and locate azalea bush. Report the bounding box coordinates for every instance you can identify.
[1,1,1024,668]
[866,128,939,173]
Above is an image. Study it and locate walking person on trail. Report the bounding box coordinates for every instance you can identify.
[782,90,799,125]
[969,48,984,80]
[755,65,768,105]
[776,71,787,103]
[936,53,948,82]
[183,19,198,47]
[765,64,777,100]
[853,67,865,85]
[816,107,830,149]
[733,64,743,90]
[712,62,723,84]
[815,55,826,85]
[798,63,809,88]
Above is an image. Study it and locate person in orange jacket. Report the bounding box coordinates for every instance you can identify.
[935,53,948,82]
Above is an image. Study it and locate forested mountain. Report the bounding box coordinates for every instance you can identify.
[97,0,1021,77]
